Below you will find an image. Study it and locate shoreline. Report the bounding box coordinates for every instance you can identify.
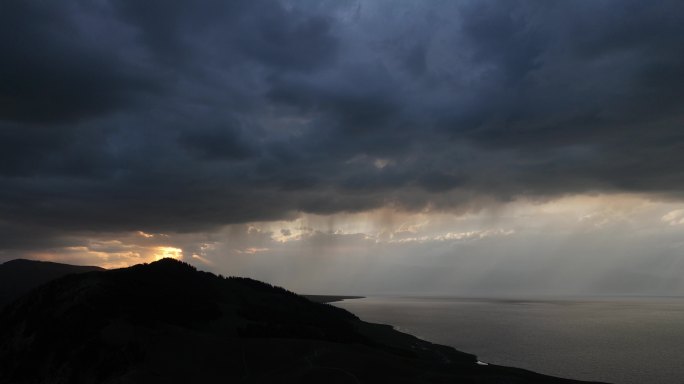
[303,294,365,303]
[329,295,611,384]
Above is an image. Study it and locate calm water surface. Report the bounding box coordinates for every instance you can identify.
[334,296,684,384]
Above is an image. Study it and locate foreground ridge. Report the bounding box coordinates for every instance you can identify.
[0,258,607,383]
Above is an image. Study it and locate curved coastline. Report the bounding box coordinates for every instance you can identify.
[327,295,611,384]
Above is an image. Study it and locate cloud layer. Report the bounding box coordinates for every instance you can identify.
[1,0,684,263]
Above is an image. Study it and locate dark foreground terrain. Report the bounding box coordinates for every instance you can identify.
[0,259,606,383]
[0,259,103,309]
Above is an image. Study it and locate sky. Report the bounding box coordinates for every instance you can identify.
[1,0,684,296]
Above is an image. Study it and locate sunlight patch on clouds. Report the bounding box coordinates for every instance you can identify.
[191,253,213,265]
[190,242,217,265]
[153,246,183,261]
[373,158,393,169]
[268,221,315,243]
[235,247,270,255]
[389,229,515,244]
[31,247,142,269]
[21,232,190,268]
[662,209,684,226]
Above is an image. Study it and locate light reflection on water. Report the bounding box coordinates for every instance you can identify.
[334,296,684,384]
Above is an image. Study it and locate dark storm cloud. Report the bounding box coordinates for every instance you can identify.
[0,1,159,123]
[179,121,255,161]
[1,0,684,249]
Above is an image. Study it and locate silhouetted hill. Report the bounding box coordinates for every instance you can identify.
[0,259,103,309]
[0,259,607,383]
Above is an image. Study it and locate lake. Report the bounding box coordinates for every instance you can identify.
[334,296,684,384]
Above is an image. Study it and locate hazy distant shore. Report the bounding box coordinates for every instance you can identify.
[303,294,365,303]
[334,296,684,384]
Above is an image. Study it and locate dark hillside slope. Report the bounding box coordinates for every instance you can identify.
[0,259,103,309]
[0,258,606,384]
